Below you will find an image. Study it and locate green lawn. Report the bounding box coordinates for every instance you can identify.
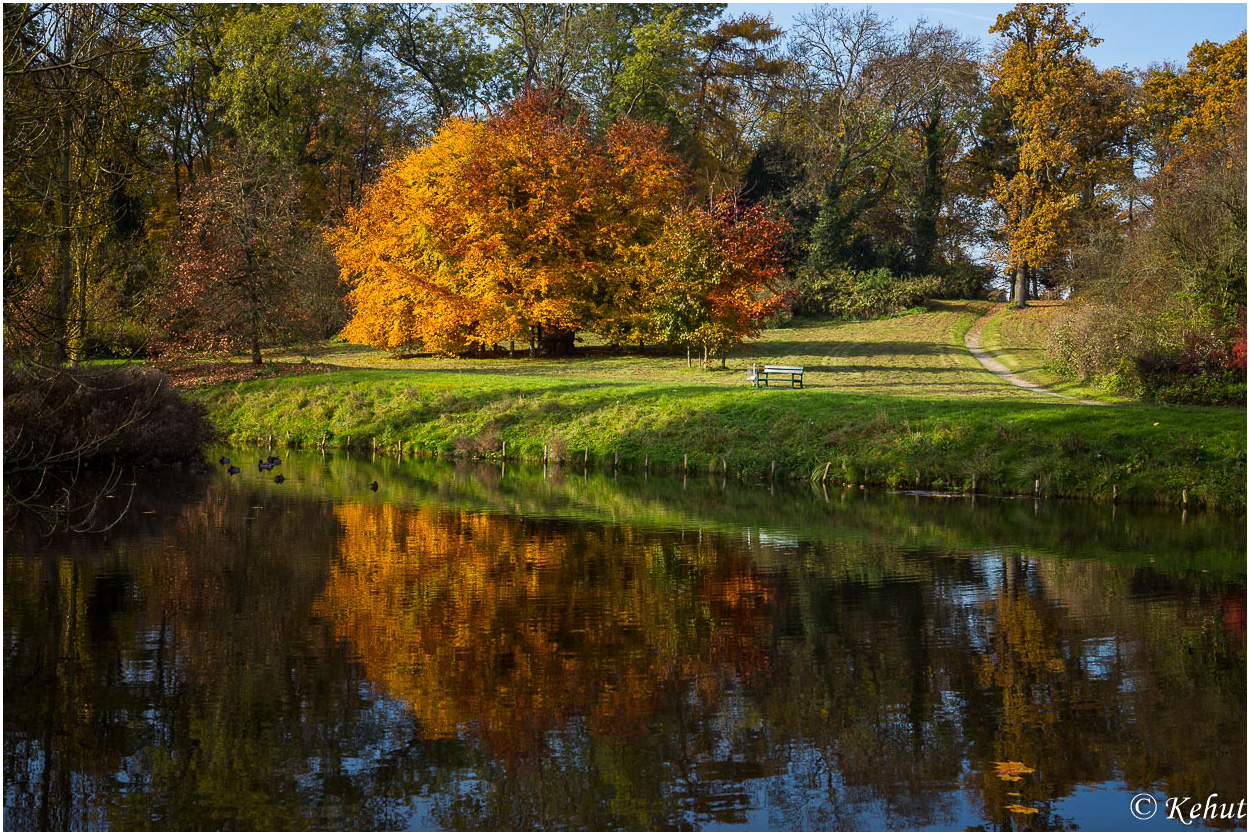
[271,300,1043,398]
[188,301,1247,509]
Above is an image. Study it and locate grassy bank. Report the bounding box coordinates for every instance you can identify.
[977,301,1125,402]
[186,302,1247,509]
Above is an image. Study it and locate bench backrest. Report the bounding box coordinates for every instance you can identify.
[763,365,804,373]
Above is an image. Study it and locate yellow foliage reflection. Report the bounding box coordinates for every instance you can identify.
[315,503,777,757]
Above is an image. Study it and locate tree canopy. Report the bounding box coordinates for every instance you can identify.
[3,2,1244,399]
[330,92,684,354]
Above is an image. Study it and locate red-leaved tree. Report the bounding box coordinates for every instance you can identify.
[639,195,791,366]
[162,145,343,364]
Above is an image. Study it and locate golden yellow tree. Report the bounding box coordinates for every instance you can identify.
[987,4,1118,307]
[1142,32,1247,177]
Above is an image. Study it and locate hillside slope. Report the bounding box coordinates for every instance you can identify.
[976,301,1125,402]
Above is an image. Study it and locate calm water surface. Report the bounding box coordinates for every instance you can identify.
[4,450,1246,831]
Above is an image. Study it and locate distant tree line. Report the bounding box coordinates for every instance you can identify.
[3,3,1244,399]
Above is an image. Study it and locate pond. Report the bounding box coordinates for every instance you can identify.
[4,449,1246,831]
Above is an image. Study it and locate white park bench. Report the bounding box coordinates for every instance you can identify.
[748,364,805,389]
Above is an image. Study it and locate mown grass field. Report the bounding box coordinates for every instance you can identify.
[272,301,1010,395]
[186,301,1247,509]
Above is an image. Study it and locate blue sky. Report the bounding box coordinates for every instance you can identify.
[732,3,1248,69]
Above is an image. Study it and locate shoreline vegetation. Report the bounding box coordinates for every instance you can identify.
[183,303,1247,511]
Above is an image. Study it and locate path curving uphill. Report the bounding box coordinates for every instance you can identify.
[965,304,1109,406]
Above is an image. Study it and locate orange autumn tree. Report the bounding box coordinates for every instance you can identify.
[328,91,683,355]
[987,4,1119,309]
[1142,32,1247,178]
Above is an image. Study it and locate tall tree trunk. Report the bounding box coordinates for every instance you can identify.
[913,114,944,276]
[247,256,262,365]
[1080,178,1094,210]
[250,290,262,365]
[1011,262,1029,309]
[172,110,184,206]
[539,325,575,356]
[72,240,87,367]
[53,106,74,367]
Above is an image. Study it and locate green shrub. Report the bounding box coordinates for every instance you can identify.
[84,318,158,360]
[1052,134,1245,407]
[794,266,947,319]
[1139,368,1246,406]
[1049,302,1150,380]
[1050,301,1246,405]
[939,261,995,300]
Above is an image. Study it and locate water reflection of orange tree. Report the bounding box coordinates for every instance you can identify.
[315,502,778,760]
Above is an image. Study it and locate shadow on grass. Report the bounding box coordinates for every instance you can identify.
[279,337,965,373]
[815,364,987,375]
[743,339,961,359]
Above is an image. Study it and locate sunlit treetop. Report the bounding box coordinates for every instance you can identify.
[329,90,685,353]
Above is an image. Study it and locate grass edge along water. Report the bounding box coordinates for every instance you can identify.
[186,303,1247,511]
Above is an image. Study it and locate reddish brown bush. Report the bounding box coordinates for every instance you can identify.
[4,365,213,473]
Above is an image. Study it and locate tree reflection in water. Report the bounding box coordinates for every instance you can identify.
[316,502,777,760]
[3,464,1245,831]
